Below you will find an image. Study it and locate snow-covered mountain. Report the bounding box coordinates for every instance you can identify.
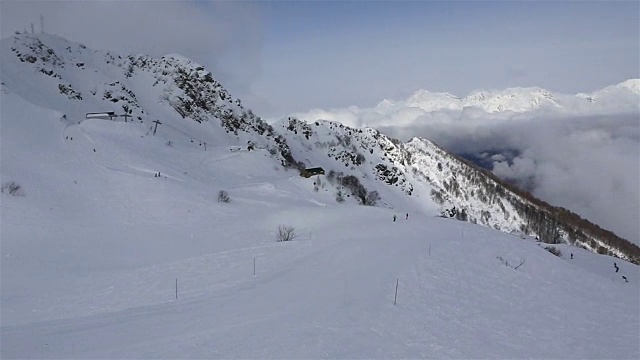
[296,79,640,136]
[1,32,638,263]
[2,31,639,359]
[373,80,639,115]
[576,79,640,109]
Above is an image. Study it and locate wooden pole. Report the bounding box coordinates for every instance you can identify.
[152,120,161,135]
[175,278,178,300]
[429,243,431,257]
[253,257,256,276]
[394,278,399,306]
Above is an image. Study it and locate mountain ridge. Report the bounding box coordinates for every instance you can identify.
[374,79,639,114]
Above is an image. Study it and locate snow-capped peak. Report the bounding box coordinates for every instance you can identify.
[372,81,639,115]
[404,89,462,112]
[462,86,559,113]
[576,79,640,108]
[615,79,640,93]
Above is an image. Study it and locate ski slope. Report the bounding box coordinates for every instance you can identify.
[1,86,639,358]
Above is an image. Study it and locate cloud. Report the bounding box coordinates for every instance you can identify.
[293,91,640,244]
[0,0,265,109]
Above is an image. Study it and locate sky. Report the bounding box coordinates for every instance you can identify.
[1,0,638,117]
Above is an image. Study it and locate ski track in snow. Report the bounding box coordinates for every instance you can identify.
[3,220,638,359]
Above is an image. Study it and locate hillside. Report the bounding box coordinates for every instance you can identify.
[1,32,639,358]
[276,117,640,263]
[1,88,638,359]
[1,32,638,262]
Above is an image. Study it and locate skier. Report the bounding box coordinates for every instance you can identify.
[406,213,409,220]
[570,253,573,259]
[393,215,397,222]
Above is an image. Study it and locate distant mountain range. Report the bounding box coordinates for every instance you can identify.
[2,31,638,264]
[374,79,639,114]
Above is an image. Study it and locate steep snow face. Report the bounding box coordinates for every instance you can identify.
[405,138,524,229]
[275,118,417,201]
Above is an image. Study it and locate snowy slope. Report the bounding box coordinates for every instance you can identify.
[1,32,639,358]
[1,93,638,357]
[3,32,637,263]
[3,209,638,359]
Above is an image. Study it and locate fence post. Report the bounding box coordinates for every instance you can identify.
[153,120,161,135]
[394,278,399,306]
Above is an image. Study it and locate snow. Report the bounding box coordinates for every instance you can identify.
[1,33,639,358]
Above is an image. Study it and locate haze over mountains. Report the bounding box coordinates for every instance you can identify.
[1,32,639,358]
